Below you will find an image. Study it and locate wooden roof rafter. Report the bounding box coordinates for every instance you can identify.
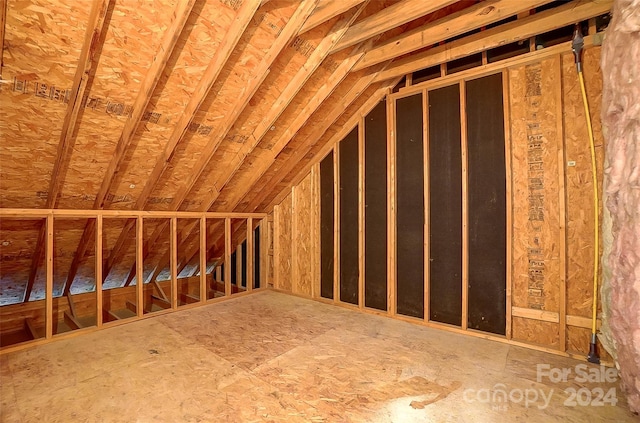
[243,64,389,213]
[58,0,198,296]
[207,1,370,202]
[330,0,460,54]
[353,0,552,72]
[22,0,113,302]
[140,10,387,285]
[222,50,381,214]
[102,0,317,287]
[96,0,262,283]
[169,64,394,274]
[276,82,396,208]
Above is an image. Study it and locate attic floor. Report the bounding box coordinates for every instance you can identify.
[0,291,635,422]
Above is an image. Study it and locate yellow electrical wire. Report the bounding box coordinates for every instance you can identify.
[577,71,599,336]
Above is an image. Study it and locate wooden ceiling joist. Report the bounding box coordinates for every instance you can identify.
[22,0,112,302]
[59,0,198,295]
[352,0,551,72]
[105,1,316,287]
[299,0,367,34]
[374,0,613,83]
[330,0,459,54]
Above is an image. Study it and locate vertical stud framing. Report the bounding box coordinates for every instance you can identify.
[171,217,178,309]
[45,214,54,339]
[200,217,207,301]
[460,81,469,331]
[387,90,397,316]
[247,217,253,292]
[423,89,430,321]
[503,69,513,340]
[136,216,144,317]
[358,117,365,309]
[225,217,232,296]
[333,145,340,304]
[96,215,103,327]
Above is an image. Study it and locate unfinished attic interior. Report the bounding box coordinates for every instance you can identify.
[1,0,640,420]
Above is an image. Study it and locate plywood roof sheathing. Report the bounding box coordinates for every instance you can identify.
[104,1,317,287]
[59,0,198,295]
[208,2,370,204]
[23,0,113,302]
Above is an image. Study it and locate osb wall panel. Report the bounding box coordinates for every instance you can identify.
[293,173,313,297]
[148,1,299,211]
[509,56,563,347]
[0,0,91,208]
[109,0,236,210]
[562,48,605,318]
[512,317,560,347]
[274,191,292,292]
[58,0,178,209]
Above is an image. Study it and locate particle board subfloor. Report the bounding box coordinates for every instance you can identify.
[0,291,634,422]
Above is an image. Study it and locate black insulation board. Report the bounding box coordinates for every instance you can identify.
[241,240,247,288]
[339,127,359,305]
[231,251,237,286]
[320,152,334,299]
[466,74,506,335]
[364,100,388,311]
[428,84,462,326]
[254,226,260,289]
[396,93,424,319]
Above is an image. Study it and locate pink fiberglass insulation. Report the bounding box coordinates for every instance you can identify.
[601,0,640,413]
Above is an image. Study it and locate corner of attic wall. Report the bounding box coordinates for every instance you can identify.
[600,0,640,414]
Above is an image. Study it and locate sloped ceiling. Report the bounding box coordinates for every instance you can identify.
[0,0,611,304]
